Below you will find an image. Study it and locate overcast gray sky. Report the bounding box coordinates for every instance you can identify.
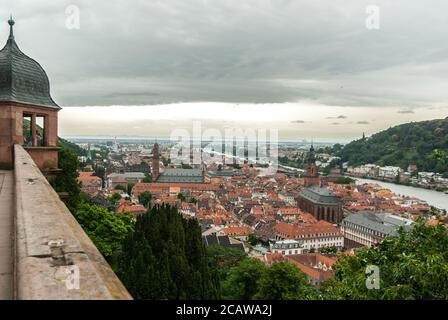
[2,0,448,139]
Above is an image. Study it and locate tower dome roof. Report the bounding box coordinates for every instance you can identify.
[0,18,59,109]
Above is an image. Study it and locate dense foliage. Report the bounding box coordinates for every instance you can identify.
[73,203,135,260]
[322,220,448,300]
[58,137,87,157]
[208,244,318,300]
[51,147,83,212]
[336,118,448,174]
[221,258,319,300]
[138,191,152,208]
[334,177,355,184]
[221,259,266,299]
[51,144,134,264]
[207,245,247,281]
[117,205,220,300]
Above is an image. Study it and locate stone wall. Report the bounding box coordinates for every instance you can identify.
[13,144,132,300]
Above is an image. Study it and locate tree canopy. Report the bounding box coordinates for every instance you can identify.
[51,146,82,212]
[336,118,448,174]
[322,220,448,300]
[73,203,135,260]
[117,204,220,300]
[138,191,152,208]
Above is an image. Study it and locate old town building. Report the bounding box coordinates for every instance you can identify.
[77,172,102,197]
[151,142,160,181]
[302,144,320,187]
[298,186,343,223]
[340,211,414,247]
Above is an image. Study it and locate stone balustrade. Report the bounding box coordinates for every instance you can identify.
[13,144,132,300]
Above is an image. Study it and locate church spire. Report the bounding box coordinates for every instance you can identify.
[8,15,15,40]
[307,141,316,164]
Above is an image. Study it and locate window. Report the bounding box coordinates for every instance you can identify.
[22,113,46,147]
[22,115,32,146]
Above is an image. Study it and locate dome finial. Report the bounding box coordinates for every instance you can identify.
[8,15,15,39]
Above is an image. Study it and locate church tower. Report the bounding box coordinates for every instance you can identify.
[151,142,160,181]
[303,143,320,187]
[0,18,60,170]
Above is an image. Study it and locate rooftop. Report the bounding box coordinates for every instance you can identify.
[108,172,146,179]
[342,211,414,236]
[0,18,59,109]
[157,168,204,183]
[299,186,341,205]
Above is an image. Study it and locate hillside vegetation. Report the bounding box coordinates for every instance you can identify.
[337,118,448,174]
[22,119,86,156]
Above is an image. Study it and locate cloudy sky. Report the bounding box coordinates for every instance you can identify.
[2,0,448,141]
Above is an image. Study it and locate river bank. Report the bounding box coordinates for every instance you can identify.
[354,178,448,211]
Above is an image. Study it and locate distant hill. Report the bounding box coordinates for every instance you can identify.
[337,118,448,174]
[22,119,86,157]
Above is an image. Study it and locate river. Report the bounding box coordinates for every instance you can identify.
[355,178,448,211]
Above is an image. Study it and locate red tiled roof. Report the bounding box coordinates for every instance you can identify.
[132,182,218,196]
[223,226,254,236]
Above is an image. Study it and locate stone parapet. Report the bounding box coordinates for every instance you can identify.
[13,144,132,300]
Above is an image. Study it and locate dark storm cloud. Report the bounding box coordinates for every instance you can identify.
[2,0,448,107]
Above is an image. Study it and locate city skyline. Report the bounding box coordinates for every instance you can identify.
[59,103,448,141]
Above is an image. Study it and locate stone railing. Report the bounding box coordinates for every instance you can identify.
[13,144,132,299]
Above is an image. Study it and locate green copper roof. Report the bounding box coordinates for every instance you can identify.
[0,18,60,109]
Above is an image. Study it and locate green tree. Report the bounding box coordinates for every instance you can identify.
[142,173,152,183]
[181,163,193,169]
[319,246,338,256]
[248,234,259,246]
[94,166,105,183]
[73,203,134,261]
[335,177,355,185]
[51,147,82,212]
[322,220,448,300]
[138,191,152,208]
[255,262,318,300]
[221,259,266,300]
[207,245,247,281]
[429,148,447,166]
[127,182,134,196]
[108,192,122,208]
[336,118,448,174]
[115,184,127,192]
[117,205,220,300]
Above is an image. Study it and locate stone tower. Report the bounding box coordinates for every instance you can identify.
[0,18,60,170]
[303,143,320,187]
[152,142,160,181]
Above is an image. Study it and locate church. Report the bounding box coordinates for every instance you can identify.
[297,145,343,224]
[151,142,205,183]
